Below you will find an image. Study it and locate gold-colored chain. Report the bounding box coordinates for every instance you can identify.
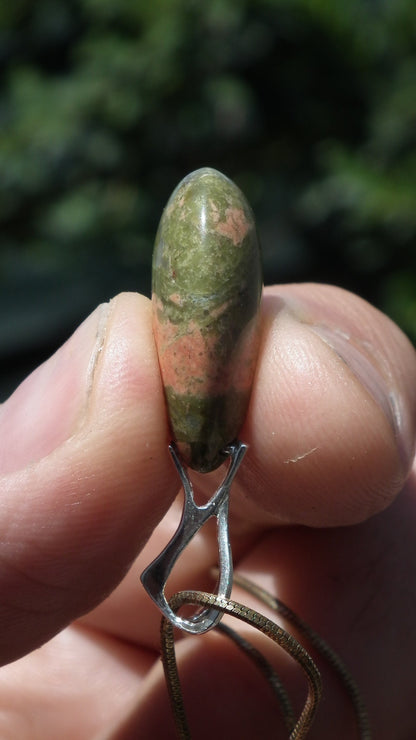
[160,573,371,740]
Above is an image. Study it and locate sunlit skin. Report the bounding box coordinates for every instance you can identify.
[0,284,415,739]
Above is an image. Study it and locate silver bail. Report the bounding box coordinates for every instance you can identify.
[141,440,247,635]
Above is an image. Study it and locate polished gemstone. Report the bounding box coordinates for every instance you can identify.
[153,167,262,472]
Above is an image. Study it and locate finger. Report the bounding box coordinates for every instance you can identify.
[79,282,416,651]
[230,464,416,739]
[98,632,293,740]
[0,293,177,665]
[113,466,416,740]
[235,283,416,527]
[0,625,155,740]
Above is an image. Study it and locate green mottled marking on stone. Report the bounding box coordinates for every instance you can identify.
[165,387,250,473]
[153,167,262,472]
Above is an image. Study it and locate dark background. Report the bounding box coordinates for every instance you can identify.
[1,0,416,400]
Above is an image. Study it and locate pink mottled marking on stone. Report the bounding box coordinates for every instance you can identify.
[153,295,164,316]
[215,207,250,246]
[154,312,259,397]
[210,299,231,319]
[178,195,187,220]
[229,320,260,389]
[165,201,175,219]
[169,293,183,305]
[154,317,208,394]
[209,199,220,223]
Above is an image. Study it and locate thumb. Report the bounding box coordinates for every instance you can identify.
[0,293,175,666]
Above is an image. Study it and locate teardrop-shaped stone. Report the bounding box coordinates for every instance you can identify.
[152,167,262,472]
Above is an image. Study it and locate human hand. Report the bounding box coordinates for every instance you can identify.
[0,284,415,739]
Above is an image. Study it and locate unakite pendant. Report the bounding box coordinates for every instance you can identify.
[152,167,262,472]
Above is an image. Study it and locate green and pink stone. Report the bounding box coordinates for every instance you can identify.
[152,167,262,473]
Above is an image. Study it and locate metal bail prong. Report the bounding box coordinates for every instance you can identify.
[140,439,247,635]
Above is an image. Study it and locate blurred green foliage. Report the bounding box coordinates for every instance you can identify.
[1,0,415,396]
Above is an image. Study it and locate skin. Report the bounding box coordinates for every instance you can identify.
[0,284,415,739]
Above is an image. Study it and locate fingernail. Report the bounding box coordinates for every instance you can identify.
[310,323,411,468]
[0,303,110,474]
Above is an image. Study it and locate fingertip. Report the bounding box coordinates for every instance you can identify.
[75,291,176,539]
[0,292,176,663]
[237,284,416,528]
